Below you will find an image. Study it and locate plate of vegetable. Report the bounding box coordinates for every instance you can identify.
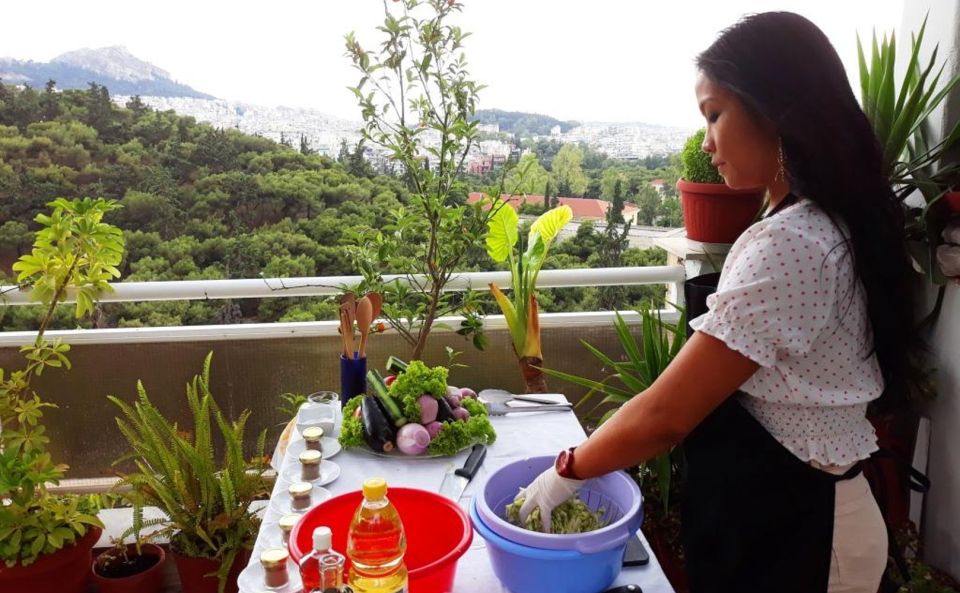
[338,359,497,457]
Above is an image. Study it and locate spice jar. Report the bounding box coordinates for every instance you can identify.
[260,547,290,589]
[302,426,324,452]
[299,449,322,482]
[278,514,299,546]
[289,481,313,512]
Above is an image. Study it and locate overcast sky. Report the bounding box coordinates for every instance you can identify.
[0,1,903,128]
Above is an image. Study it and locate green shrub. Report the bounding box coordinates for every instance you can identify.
[680,129,723,184]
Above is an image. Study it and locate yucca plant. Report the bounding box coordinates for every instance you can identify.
[485,201,573,393]
[109,352,269,593]
[857,16,960,286]
[541,305,687,515]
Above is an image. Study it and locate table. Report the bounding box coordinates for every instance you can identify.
[240,397,676,593]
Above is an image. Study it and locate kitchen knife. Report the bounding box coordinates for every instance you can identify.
[439,443,487,501]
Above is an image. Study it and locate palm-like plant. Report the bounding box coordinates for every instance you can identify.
[857,16,960,286]
[485,201,572,392]
[109,352,269,593]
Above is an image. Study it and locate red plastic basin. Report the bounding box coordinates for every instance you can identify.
[289,487,472,593]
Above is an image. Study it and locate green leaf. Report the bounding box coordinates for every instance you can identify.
[484,200,518,262]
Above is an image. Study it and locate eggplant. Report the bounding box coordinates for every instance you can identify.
[435,395,456,423]
[361,395,396,453]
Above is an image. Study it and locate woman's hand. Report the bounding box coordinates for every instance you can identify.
[516,466,583,532]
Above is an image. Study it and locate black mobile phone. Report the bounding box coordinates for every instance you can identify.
[622,533,650,566]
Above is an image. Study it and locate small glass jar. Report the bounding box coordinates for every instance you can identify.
[260,547,290,589]
[278,514,299,546]
[301,426,324,452]
[299,449,322,482]
[289,481,313,512]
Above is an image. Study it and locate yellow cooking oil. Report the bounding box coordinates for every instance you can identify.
[346,478,408,593]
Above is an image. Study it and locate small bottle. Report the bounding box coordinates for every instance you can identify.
[289,481,313,512]
[259,547,290,590]
[299,449,323,481]
[299,526,346,593]
[347,478,408,593]
[278,514,299,546]
[302,426,325,452]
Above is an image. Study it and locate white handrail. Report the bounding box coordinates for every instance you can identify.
[0,265,685,305]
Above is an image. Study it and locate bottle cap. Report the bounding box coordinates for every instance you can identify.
[299,449,322,465]
[313,526,332,551]
[260,547,289,568]
[362,477,387,500]
[302,426,324,441]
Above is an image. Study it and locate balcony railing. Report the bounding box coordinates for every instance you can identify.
[0,265,685,479]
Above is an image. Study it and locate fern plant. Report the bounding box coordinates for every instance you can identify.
[109,352,269,593]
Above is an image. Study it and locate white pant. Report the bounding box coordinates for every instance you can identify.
[828,472,888,593]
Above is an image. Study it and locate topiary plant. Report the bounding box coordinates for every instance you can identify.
[680,129,724,184]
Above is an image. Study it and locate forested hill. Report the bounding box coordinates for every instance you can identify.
[473,109,579,136]
[0,82,666,331]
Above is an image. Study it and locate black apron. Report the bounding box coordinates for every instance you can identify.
[680,194,863,593]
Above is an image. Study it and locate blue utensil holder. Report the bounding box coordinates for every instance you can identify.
[339,354,367,403]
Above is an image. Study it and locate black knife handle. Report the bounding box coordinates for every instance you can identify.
[455,444,486,480]
[602,586,642,593]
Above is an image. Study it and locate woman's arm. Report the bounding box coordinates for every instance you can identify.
[570,330,761,479]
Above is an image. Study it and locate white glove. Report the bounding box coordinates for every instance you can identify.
[516,466,583,533]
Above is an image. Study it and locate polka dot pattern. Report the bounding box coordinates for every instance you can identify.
[689,198,883,465]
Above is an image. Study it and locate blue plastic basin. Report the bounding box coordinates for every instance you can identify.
[470,499,629,593]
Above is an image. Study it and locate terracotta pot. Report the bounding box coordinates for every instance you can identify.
[677,179,765,244]
[171,547,249,593]
[0,526,101,593]
[92,543,166,593]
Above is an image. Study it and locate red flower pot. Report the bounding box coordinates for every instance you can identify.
[0,527,101,593]
[92,543,167,593]
[677,179,765,244]
[171,547,249,593]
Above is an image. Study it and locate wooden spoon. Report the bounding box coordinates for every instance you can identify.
[338,308,352,358]
[366,292,383,320]
[340,303,355,357]
[356,295,374,358]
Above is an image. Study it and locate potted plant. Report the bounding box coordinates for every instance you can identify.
[343,0,498,361]
[542,305,690,591]
[858,18,960,289]
[484,201,573,392]
[676,128,765,244]
[108,352,270,593]
[0,197,124,593]
[91,527,166,593]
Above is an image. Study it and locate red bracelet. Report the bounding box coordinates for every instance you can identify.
[555,446,581,479]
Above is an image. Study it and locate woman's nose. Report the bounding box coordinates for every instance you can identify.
[701,134,715,153]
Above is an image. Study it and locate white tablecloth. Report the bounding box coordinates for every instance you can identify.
[242,397,676,593]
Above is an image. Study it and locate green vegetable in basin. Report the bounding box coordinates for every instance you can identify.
[505,495,609,534]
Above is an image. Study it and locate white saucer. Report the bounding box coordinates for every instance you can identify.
[269,482,333,516]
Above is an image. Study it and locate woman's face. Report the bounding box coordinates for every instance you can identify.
[695,72,779,190]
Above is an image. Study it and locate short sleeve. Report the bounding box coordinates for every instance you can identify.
[688,223,840,368]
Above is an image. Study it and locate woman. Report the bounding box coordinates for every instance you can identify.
[518,12,915,593]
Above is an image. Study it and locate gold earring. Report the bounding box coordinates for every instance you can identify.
[776,141,786,182]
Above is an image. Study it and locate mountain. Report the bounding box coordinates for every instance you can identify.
[0,46,214,99]
[473,109,580,136]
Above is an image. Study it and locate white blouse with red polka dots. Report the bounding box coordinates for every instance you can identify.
[689,197,883,465]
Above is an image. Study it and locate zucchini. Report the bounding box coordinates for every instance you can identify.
[367,370,407,427]
[385,356,409,374]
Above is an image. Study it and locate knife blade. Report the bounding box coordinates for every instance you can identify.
[439,444,487,501]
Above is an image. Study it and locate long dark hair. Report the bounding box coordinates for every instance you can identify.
[697,12,916,410]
